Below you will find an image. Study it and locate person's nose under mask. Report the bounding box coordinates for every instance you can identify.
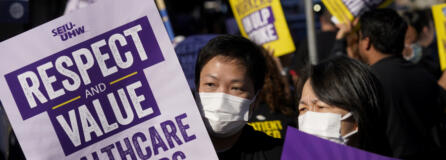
[298,111,358,145]
[196,92,256,138]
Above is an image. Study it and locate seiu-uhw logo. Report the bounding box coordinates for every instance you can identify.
[51,22,85,41]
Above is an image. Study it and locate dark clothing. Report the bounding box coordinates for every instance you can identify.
[248,103,297,139]
[313,31,338,61]
[297,31,338,61]
[417,45,442,79]
[292,31,338,75]
[217,125,284,160]
[331,37,347,56]
[371,56,446,159]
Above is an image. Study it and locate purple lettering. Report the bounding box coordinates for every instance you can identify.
[116,137,137,160]
[160,120,183,149]
[132,132,152,160]
[100,144,116,160]
[60,34,68,41]
[149,126,168,156]
[75,26,85,35]
[57,26,64,35]
[66,22,74,30]
[52,29,58,36]
[175,113,196,142]
[172,151,186,160]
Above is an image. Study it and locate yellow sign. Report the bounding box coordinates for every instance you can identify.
[322,0,393,23]
[432,4,446,70]
[248,120,283,138]
[229,0,295,57]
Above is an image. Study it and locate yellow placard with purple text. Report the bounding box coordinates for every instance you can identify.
[229,0,295,57]
[322,0,393,23]
[432,4,446,70]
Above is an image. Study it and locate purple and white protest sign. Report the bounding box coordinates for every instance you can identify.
[281,127,397,160]
[0,0,218,159]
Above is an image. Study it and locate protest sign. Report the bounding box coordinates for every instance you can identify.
[281,127,397,160]
[229,0,295,57]
[432,3,446,71]
[322,0,393,23]
[0,0,219,159]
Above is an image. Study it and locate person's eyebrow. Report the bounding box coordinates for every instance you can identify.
[205,74,218,80]
[230,79,243,83]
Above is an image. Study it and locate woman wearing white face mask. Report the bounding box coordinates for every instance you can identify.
[194,35,283,160]
[296,56,393,157]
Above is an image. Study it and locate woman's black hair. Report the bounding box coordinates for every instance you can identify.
[296,56,391,156]
[194,35,267,92]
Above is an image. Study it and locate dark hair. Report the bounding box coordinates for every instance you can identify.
[359,8,408,56]
[259,48,294,116]
[402,9,433,37]
[296,56,390,156]
[195,35,267,92]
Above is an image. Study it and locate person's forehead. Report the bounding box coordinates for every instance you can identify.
[201,56,249,80]
[301,80,317,100]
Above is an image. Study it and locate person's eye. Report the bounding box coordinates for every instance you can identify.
[205,83,216,87]
[317,105,327,110]
[231,87,242,91]
[298,107,308,112]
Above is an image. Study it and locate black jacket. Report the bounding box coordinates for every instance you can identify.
[217,125,284,160]
[371,56,446,159]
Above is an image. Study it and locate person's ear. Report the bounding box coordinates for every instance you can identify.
[364,37,371,51]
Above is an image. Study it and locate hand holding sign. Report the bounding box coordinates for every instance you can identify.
[322,0,393,24]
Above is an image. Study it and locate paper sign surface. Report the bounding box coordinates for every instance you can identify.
[0,0,218,159]
[229,0,295,56]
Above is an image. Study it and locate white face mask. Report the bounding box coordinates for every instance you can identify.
[298,111,358,144]
[196,92,255,138]
[404,43,423,63]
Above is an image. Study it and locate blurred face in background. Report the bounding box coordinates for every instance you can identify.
[402,26,418,58]
[419,21,435,47]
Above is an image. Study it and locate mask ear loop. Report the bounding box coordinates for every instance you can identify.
[341,112,353,120]
[340,112,358,142]
[248,91,260,120]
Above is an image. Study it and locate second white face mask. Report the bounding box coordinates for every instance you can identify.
[298,111,356,144]
[196,92,254,137]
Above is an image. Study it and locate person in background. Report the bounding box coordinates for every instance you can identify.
[194,35,283,160]
[355,8,445,158]
[291,5,357,87]
[297,56,393,157]
[248,48,297,139]
[402,9,441,79]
